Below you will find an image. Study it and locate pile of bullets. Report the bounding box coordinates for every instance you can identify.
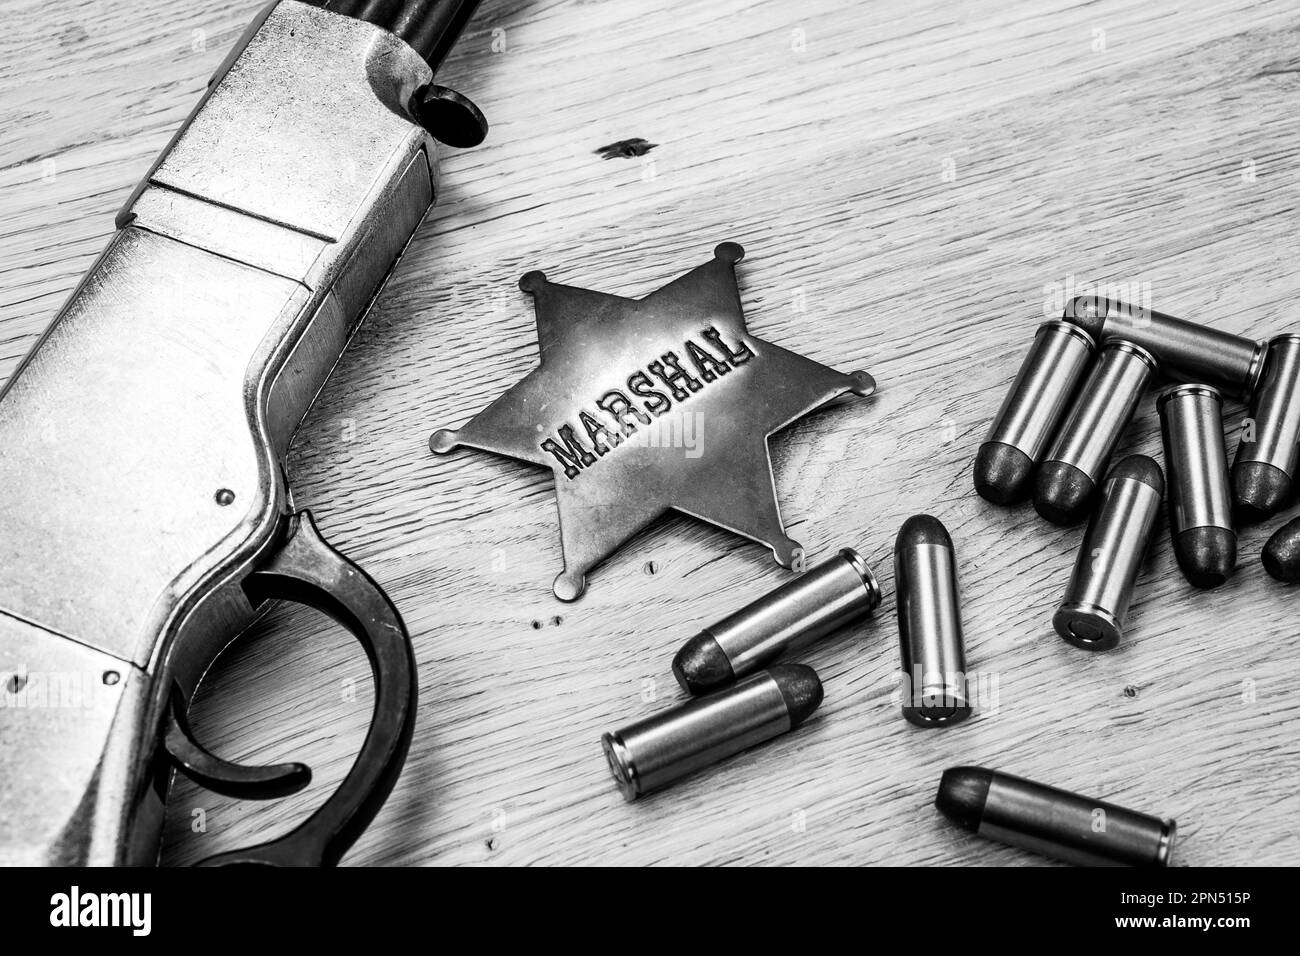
[595,296,1300,866]
[601,522,1176,866]
[976,296,1300,647]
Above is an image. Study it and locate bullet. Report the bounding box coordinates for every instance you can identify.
[1231,334,1300,522]
[1035,341,1157,525]
[894,515,970,728]
[601,664,822,801]
[1064,295,1266,401]
[1158,384,1236,588]
[1054,455,1163,651]
[936,767,1176,867]
[1262,515,1300,582]
[672,549,881,696]
[975,320,1096,505]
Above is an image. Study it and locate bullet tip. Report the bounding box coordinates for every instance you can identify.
[897,514,952,549]
[1033,460,1096,525]
[1232,460,1292,523]
[1108,454,1164,495]
[1262,516,1300,582]
[768,663,823,729]
[671,632,735,696]
[974,442,1035,505]
[935,766,993,832]
[1172,527,1236,589]
[1061,295,1107,339]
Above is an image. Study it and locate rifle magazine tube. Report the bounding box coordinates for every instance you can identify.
[936,767,1176,867]
[309,0,483,67]
[894,515,971,728]
[1158,385,1235,588]
[975,320,1096,505]
[602,665,823,801]
[1054,455,1163,651]
[1035,340,1156,525]
[672,548,881,695]
[1063,296,1266,401]
[1232,334,1300,521]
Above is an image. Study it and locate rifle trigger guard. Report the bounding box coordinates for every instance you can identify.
[163,685,312,800]
[172,510,417,867]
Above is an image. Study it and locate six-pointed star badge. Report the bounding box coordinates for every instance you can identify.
[430,242,876,601]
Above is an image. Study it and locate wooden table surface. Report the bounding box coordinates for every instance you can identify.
[3,0,1299,866]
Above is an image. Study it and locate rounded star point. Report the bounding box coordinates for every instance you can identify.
[429,429,461,454]
[771,537,805,570]
[519,270,548,293]
[714,241,744,264]
[848,369,877,397]
[553,569,587,602]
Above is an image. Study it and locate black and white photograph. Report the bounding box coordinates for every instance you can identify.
[0,0,1291,929]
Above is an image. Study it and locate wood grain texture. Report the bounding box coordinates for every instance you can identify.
[3,0,1299,866]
